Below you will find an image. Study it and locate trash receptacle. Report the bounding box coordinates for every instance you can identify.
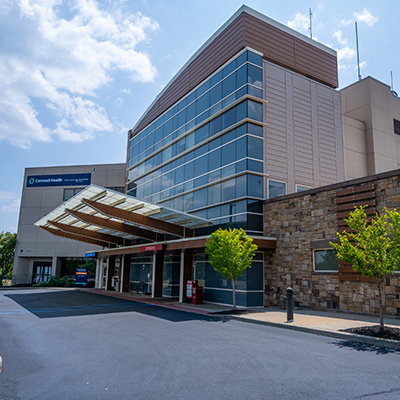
[192,285,203,304]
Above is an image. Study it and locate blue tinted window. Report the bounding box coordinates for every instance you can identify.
[247,159,263,173]
[236,136,247,159]
[186,103,196,122]
[197,80,210,96]
[184,162,194,181]
[222,108,236,130]
[236,51,247,66]
[248,136,263,160]
[210,116,222,137]
[222,73,235,98]
[248,174,264,198]
[196,92,210,115]
[194,175,207,188]
[208,148,221,171]
[247,123,263,137]
[268,180,286,199]
[210,83,222,105]
[195,125,209,144]
[236,175,246,198]
[248,86,263,99]
[210,70,222,86]
[247,64,262,87]
[247,51,262,66]
[221,179,235,202]
[221,142,235,165]
[236,101,246,122]
[194,155,208,175]
[222,129,236,145]
[236,160,246,173]
[247,100,263,121]
[195,111,209,125]
[236,65,247,88]
[223,60,236,77]
[208,183,221,204]
[193,188,207,209]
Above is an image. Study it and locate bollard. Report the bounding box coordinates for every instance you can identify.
[286,287,294,322]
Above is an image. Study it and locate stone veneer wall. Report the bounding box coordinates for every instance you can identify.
[263,170,400,316]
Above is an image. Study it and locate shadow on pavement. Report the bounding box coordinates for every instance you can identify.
[331,340,400,355]
[4,290,224,323]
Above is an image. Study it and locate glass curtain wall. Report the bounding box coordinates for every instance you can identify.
[127,49,265,234]
[194,252,264,307]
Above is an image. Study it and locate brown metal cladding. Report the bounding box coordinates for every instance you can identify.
[132,10,338,137]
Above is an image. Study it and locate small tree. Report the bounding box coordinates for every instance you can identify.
[0,232,17,287]
[205,228,257,309]
[331,207,400,329]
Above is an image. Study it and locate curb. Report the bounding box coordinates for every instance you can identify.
[80,289,400,350]
[229,316,400,350]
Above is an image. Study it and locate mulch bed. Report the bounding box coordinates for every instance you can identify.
[342,325,400,341]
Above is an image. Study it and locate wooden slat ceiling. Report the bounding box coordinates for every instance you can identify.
[35,185,212,248]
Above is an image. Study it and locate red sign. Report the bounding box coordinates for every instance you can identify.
[140,244,164,252]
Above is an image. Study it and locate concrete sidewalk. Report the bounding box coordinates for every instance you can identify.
[82,289,400,350]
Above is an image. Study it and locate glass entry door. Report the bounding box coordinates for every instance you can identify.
[32,261,52,284]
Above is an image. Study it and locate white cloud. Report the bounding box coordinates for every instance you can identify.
[333,30,348,46]
[340,18,353,27]
[0,0,159,148]
[337,46,356,62]
[0,191,17,202]
[340,8,378,27]
[120,88,132,95]
[1,198,21,214]
[287,12,309,35]
[359,61,367,70]
[355,8,378,26]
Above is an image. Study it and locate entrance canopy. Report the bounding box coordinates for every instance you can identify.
[35,185,212,248]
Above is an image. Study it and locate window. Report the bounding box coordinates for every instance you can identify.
[313,249,338,272]
[63,188,84,201]
[394,119,400,135]
[268,180,286,199]
[296,185,312,193]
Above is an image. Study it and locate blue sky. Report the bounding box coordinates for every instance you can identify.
[0,0,394,233]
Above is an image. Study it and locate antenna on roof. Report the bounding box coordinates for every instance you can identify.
[391,71,398,97]
[309,8,313,39]
[355,22,361,80]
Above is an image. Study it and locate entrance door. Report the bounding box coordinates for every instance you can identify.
[32,261,52,284]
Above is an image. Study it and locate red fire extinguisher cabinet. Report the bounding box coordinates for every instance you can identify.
[192,285,203,304]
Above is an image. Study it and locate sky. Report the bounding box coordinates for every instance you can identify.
[0,0,396,233]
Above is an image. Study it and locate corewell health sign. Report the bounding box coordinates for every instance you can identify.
[26,173,91,188]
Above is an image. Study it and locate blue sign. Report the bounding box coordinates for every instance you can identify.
[26,173,91,188]
[75,268,88,285]
[85,252,97,258]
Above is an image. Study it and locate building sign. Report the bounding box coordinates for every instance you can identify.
[26,173,91,188]
[140,244,164,252]
[75,268,88,285]
[85,251,97,258]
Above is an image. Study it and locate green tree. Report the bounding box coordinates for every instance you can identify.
[331,207,400,329]
[205,228,257,309]
[0,232,17,287]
